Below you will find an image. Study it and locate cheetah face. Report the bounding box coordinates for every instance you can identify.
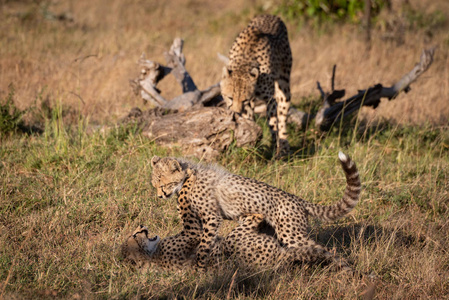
[150,156,186,199]
[220,66,259,114]
[132,225,160,255]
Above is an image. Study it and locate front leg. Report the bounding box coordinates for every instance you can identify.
[274,80,291,157]
[196,213,222,269]
[242,102,254,120]
[267,98,278,153]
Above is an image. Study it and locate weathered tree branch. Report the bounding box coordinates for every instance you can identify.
[129,38,223,112]
[383,47,435,98]
[315,47,435,131]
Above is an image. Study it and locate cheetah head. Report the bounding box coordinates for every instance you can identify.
[132,225,160,256]
[151,156,187,199]
[220,66,259,114]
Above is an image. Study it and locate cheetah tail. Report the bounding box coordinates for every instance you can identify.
[303,152,361,222]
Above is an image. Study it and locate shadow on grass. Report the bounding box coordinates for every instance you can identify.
[150,221,425,299]
[314,222,424,250]
[253,111,402,161]
[155,268,281,299]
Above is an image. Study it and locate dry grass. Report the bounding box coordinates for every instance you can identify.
[1,121,448,298]
[1,0,449,299]
[1,0,448,125]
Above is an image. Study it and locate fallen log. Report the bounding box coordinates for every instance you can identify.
[122,106,261,161]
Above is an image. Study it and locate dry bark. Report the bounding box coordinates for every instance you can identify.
[315,47,435,131]
[122,106,261,161]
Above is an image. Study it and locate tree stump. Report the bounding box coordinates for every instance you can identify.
[122,106,261,161]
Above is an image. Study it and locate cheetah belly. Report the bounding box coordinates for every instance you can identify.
[215,182,268,220]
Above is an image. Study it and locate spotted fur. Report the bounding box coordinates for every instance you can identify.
[122,169,201,270]
[221,14,293,157]
[150,152,361,270]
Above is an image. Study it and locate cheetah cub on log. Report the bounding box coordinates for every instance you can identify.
[150,152,361,270]
[221,14,293,157]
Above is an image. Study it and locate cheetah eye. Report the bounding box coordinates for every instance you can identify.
[161,182,177,189]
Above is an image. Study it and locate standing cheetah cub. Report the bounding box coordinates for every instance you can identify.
[150,152,361,270]
[221,14,293,157]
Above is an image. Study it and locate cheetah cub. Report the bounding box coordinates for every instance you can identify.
[221,15,293,157]
[150,152,361,270]
[124,214,344,272]
[122,169,202,270]
[218,214,351,271]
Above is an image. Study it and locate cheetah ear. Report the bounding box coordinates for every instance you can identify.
[222,66,232,79]
[249,67,259,79]
[151,156,160,167]
[170,160,182,173]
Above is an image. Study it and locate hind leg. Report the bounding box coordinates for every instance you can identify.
[287,239,352,272]
[277,225,353,272]
[267,98,279,155]
[273,205,352,272]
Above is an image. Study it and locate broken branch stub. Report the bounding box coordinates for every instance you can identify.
[130,38,223,112]
[129,53,171,107]
[164,37,197,93]
[383,47,435,99]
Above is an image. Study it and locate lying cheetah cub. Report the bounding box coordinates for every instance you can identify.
[150,152,361,270]
[123,214,345,272]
